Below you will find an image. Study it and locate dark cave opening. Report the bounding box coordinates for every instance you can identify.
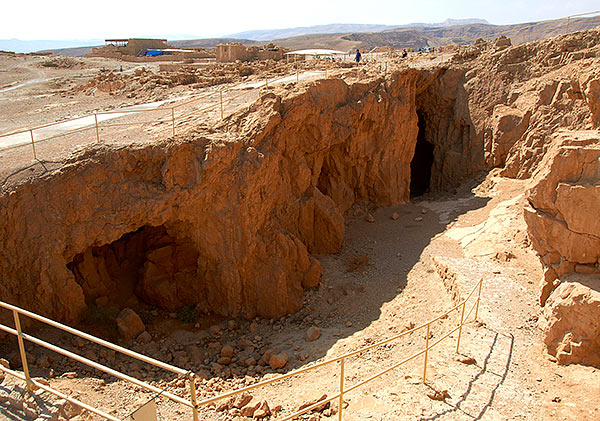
[67,225,203,317]
[410,110,435,197]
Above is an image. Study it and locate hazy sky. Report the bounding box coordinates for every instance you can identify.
[3,0,599,40]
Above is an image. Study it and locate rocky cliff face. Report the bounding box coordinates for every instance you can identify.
[464,30,600,178]
[523,131,600,366]
[0,70,478,325]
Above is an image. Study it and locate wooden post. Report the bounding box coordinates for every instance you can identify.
[474,278,483,321]
[456,302,466,353]
[189,374,199,421]
[94,114,100,143]
[338,358,345,421]
[423,323,430,384]
[13,310,32,391]
[29,130,37,160]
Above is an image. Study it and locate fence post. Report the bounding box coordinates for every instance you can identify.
[94,114,100,143]
[12,310,32,391]
[188,373,199,421]
[220,90,224,120]
[423,323,430,384]
[29,130,37,160]
[338,357,345,421]
[171,108,175,136]
[474,278,483,321]
[456,301,466,354]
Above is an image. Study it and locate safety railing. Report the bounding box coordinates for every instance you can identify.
[0,278,483,419]
[192,277,484,420]
[0,300,201,420]
[0,60,339,161]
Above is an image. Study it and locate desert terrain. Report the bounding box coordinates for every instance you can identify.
[0,28,599,421]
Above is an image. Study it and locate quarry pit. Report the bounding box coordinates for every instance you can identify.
[0,30,600,420]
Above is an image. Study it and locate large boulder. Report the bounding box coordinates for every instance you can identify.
[116,308,146,341]
[524,131,600,284]
[539,274,600,367]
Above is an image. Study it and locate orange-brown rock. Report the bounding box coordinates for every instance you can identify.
[0,69,480,325]
[464,30,600,178]
[539,274,600,367]
[524,131,600,279]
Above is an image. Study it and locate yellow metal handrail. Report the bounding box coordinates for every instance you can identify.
[192,278,484,420]
[0,300,200,420]
[0,277,483,420]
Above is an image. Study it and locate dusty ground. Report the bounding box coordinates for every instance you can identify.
[0,51,599,420]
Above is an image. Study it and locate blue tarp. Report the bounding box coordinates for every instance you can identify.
[146,50,163,56]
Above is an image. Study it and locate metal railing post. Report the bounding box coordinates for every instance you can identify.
[220,90,224,120]
[474,278,483,321]
[423,323,430,383]
[339,357,345,421]
[189,373,199,421]
[12,310,32,390]
[94,114,100,143]
[171,108,175,136]
[29,130,37,160]
[456,301,466,354]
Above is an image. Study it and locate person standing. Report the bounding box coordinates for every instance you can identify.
[355,49,362,63]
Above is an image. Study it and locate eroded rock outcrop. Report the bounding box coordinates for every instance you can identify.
[539,274,600,367]
[524,131,600,282]
[0,71,479,324]
[524,131,600,366]
[464,30,600,178]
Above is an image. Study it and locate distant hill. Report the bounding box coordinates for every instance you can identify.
[227,20,489,41]
[6,15,599,58]
[170,38,255,49]
[0,39,103,54]
[271,16,600,52]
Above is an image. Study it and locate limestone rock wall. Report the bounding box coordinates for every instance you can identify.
[0,71,479,325]
[524,131,600,366]
[539,274,600,367]
[463,30,600,179]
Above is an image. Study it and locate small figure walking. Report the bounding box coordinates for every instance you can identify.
[120,65,123,72]
[355,49,362,64]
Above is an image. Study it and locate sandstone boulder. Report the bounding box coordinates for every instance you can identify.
[268,352,288,369]
[524,131,600,280]
[116,308,145,341]
[539,274,600,367]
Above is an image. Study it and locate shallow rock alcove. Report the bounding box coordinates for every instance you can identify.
[67,224,203,313]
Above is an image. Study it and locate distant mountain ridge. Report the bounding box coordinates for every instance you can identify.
[227,19,489,41]
[0,39,104,54]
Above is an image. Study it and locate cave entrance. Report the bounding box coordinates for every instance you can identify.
[67,225,203,317]
[410,111,434,197]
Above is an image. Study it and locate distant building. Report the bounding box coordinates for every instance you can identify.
[216,43,287,62]
[88,38,214,61]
